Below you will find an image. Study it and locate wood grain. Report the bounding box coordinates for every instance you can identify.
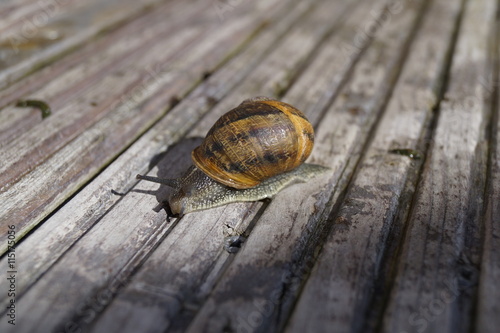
[0,0,167,89]
[0,0,268,254]
[0,0,197,146]
[0,0,352,331]
[381,0,496,332]
[90,1,362,332]
[0,0,79,36]
[0,0,311,308]
[0,0,208,184]
[186,0,432,332]
[287,0,465,331]
[476,27,500,331]
[0,0,497,332]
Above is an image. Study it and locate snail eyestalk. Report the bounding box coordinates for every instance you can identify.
[136,174,180,188]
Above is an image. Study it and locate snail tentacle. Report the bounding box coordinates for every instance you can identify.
[136,174,180,188]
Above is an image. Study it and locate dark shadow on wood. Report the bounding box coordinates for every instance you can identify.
[132,136,203,214]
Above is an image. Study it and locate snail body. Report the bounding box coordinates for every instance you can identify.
[137,97,329,217]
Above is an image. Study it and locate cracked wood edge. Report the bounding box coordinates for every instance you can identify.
[0,0,341,331]
[0,1,267,254]
[87,1,366,332]
[0,0,167,90]
[0,0,201,146]
[182,1,432,332]
[474,1,499,331]
[380,0,497,332]
[0,0,309,315]
[286,0,465,331]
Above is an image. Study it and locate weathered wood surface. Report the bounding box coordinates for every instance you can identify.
[0,0,498,332]
[380,0,497,332]
[477,20,500,331]
[0,0,314,309]
[0,0,168,89]
[0,0,270,252]
[288,0,464,331]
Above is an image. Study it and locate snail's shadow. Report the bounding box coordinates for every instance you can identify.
[133,137,203,214]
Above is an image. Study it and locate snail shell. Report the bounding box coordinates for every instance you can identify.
[136,97,328,217]
[192,97,314,189]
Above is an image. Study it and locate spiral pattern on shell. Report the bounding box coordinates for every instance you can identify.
[191,97,314,189]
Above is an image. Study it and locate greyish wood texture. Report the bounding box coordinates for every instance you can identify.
[0,0,498,332]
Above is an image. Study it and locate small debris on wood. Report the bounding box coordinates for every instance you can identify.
[223,235,246,253]
[388,148,422,160]
[16,99,52,119]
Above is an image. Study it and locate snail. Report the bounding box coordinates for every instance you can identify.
[136,97,329,218]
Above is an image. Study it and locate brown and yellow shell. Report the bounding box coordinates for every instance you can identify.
[191,97,314,189]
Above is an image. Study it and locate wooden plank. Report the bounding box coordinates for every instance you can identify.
[0,0,78,34]
[89,0,364,331]
[0,0,206,183]
[0,0,344,330]
[1,1,494,332]
[476,21,500,331]
[0,0,266,254]
[0,0,312,314]
[173,1,431,332]
[0,0,166,89]
[88,161,266,333]
[380,0,496,332]
[0,0,198,146]
[0,0,309,304]
[0,27,201,178]
[0,0,354,331]
[286,0,464,331]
